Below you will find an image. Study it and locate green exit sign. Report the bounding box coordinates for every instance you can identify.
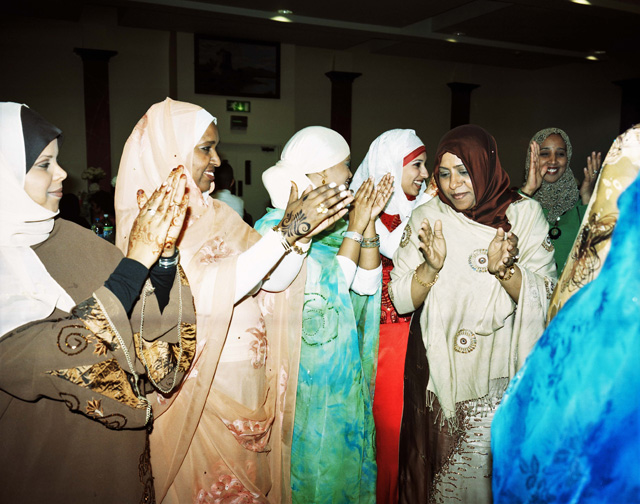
[226,100,251,113]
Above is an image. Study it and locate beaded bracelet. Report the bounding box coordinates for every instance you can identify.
[158,248,180,268]
[413,270,438,289]
[361,234,380,248]
[344,231,364,244]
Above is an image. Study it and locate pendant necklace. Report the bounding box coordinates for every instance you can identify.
[549,216,561,240]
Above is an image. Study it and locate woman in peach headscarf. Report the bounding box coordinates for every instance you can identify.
[115,98,351,503]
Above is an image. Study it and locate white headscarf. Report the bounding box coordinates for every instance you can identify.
[351,129,429,219]
[262,126,350,209]
[0,102,75,337]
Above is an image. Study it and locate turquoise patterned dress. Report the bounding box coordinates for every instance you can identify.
[491,173,640,503]
[256,210,380,503]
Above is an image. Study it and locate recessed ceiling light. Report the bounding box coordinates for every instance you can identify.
[571,0,591,5]
[445,38,458,43]
[277,9,293,15]
[594,50,606,55]
[271,15,292,22]
[453,32,465,36]
[586,55,598,61]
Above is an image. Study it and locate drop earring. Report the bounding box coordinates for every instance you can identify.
[321,172,327,185]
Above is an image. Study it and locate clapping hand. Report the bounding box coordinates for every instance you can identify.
[278,181,354,244]
[580,151,602,204]
[370,173,394,221]
[487,228,519,278]
[418,218,446,272]
[348,177,377,234]
[522,141,546,196]
[128,166,189,268]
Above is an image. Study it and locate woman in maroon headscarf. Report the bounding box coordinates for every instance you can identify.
[390,125,556,503]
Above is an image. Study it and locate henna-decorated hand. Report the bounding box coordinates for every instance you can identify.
[418,218,446,272]
[370,173,394,221]
[521,141,546,196]
[487,228,519,277]
[127,167,189,268]
[277,181,354,244]
[580,151,601,204]
[348,177,376,234]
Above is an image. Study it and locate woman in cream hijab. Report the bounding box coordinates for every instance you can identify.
[258,126,393,503]
[115,99,351,503]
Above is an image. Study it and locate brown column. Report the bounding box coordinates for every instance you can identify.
[613,78,640,134]
[447,82,480,129]
[169,31,178,99]
[325,71,362,145]
[74,48,118,191]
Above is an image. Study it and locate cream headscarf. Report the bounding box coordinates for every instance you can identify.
[525,127,580,224]
[262,126,350,209]
[0,102,75,337]
[351,128,430,219]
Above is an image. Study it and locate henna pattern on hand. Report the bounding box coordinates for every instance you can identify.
[280,210,312,239]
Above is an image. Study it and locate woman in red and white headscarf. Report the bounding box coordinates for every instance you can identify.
[350,128,434,504]
[391,125,556,503]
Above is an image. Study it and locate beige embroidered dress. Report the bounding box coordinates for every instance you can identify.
[390,196,556,503]
[0,219,196,504]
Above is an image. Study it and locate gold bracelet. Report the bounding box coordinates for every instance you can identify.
[495,266,516,281]
[413,269,438,289]
[291,239,311,255]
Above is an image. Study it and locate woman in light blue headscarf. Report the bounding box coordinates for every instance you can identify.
[258,126,393,503]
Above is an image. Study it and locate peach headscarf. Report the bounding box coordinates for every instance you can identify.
[115,98,302,502]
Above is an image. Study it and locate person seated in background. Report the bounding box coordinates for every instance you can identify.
[210,159,244,217]
[0,102,196,503]
[58,192,90,228]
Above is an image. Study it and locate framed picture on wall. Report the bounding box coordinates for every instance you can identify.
[194,35,280,99]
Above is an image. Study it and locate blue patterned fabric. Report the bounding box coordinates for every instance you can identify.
[256,210,380,503]
[492,173,640,503]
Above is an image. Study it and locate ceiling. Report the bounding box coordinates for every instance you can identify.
[7,0,640,69]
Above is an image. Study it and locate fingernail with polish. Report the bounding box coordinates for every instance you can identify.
[339,184,346,191]
[340,190,350,197]
[329,182,337,188]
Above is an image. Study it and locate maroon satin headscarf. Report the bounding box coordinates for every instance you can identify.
[433,124,521,232]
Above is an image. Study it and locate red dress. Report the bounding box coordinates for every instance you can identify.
[374,212,413,504]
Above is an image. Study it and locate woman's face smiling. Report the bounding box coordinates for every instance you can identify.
[192,122,221,193]
[539,133,568,184]
[401,152,428,196]
[23,139,67,212]
[438,152,476,211]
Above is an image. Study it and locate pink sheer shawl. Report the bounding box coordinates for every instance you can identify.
[115,98,302,503]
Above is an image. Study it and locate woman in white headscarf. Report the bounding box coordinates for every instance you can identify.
[350,128,434,504]
[115,100,351,503]
[258,126,393,504]
[0,102,195,503]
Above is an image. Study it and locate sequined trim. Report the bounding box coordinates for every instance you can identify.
[139,435,155,503]
[544,276,556,300]
[454,329,477,354]
[178,264,189,286]
[468,249,489,273]
[542,235,554,252]
[47,358,146,409]
[301,293,339,346]
[400,224,412,248]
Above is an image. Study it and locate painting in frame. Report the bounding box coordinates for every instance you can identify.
[194,35,280,99]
